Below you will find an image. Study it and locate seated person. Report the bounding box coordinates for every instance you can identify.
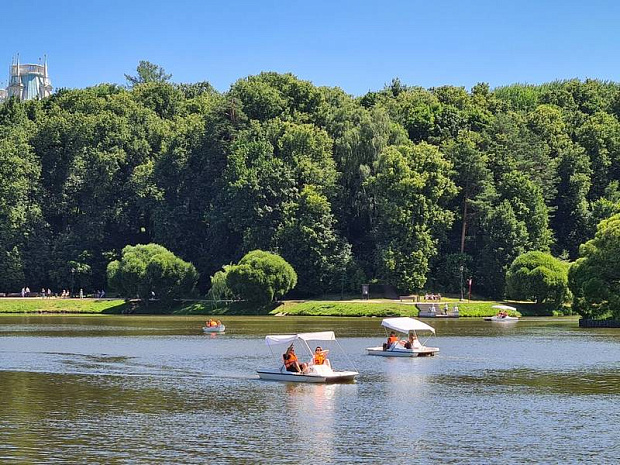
[283,345,307,373]
[312,346,331,368]
[383,331,399,350]
[404,333,418,349]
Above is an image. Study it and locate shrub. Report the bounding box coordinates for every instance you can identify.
[107,243,198,302]
[226,250,297,303]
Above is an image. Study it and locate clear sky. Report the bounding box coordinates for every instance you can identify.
[1,0,619,96]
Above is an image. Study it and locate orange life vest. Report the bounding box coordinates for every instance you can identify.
[313,352,325,365]
[284,353,298,368]
[388,336,398,344]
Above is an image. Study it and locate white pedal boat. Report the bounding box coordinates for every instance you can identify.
[203,324,225,333]
[257,331,358,383]
[257,364,358,383]
[484,315,519,322]
[366,317,439,357]
[484,305,519,322]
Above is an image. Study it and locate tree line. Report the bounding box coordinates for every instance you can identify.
[1,62,620,312]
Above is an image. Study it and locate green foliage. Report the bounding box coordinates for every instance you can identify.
[506,251,569,305]
[275,186,352,295]
[478,200,528,298]
[107,243,198,302]
[4,73,620,308]
[366,142,456,292]
[125,61,172,87]
[226,250,297,303]
[207,265,234,301]
[569,214,620,319]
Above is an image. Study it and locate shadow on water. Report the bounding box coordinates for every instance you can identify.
[440,368,620,395]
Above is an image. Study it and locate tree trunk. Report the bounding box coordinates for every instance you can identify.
[460,196,468,254]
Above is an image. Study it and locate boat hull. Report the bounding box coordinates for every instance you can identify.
[203,325,225,333]
[366,346,439,357]
[484,317,519,322]
[256,369,358,383]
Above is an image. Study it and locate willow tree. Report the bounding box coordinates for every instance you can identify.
[107,243,198,302]
[569,214,620,320]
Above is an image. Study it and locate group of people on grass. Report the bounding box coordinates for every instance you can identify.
[283,344,331,373]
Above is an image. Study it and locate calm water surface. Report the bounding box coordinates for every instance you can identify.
[1,315,619,463]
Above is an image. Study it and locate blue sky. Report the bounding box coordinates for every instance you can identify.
[1,0,619,96]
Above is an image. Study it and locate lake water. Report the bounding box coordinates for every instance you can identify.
[1,315,619,463]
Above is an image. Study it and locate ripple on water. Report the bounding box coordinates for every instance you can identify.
[1,316,620,463]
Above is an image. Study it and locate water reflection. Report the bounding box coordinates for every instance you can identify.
[1,315,620,463]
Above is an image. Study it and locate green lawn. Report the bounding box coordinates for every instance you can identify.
[271,300,525,317]
[0,297,559,317]
[0,298,128,314]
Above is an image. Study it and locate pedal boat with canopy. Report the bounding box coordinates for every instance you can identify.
[484,305,519,322]
[366,317,439,357]
[257,331,358,383]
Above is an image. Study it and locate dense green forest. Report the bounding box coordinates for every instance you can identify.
[2,64,620,299]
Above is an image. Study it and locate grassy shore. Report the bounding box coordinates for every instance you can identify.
[0,298,128,314]
[270,300,526,317]
[0,297,559,317]
[0,298,277,316]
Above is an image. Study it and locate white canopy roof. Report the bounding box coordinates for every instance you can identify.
[492,304,517,311]
[381,317,435,334]
[265,331,336,347]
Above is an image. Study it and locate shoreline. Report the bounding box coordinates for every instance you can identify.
[0,297,569,318]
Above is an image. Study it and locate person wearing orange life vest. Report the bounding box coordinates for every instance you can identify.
[312,346,331,368]
[283,345,307,373]
[383,331,399,350]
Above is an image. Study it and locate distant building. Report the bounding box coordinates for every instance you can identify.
[3,56,52,102]
[0,88,7,103]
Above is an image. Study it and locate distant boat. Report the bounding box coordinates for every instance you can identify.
[257,331,358,383]
[484,305,519,323]
[203,323,225,333]
[366,317,439,357]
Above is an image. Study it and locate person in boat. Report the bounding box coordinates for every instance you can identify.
[312,346,331,367]
[404,333,417,349]
[283,345,307,373]
[383,331,399,350]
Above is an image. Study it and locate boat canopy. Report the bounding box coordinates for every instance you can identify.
[381,317,435,334]
[265,331,336,347]
[492,304,517,311]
